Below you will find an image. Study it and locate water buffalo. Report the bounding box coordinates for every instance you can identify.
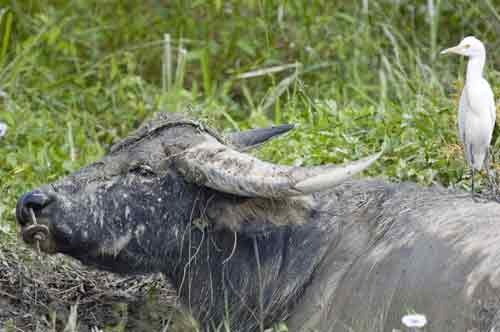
[16,112,500,332]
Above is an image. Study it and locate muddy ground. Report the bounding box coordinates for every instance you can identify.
[0,241,196,332]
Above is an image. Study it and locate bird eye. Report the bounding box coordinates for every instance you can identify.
[129,164,156,177]
[463,44,471,49]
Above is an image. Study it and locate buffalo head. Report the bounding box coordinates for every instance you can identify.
[16,113,380,274]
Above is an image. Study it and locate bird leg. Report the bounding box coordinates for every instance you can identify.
[471,168,475,198]
[469,170,484,202]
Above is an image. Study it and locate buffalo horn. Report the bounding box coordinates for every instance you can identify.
[175,136,382,198]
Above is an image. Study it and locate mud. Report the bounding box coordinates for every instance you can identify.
[0,241,196,332]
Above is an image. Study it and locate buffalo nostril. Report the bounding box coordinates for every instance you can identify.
[22,224,50,244]
[16,190,54,226]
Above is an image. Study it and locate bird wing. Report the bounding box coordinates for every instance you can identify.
[466,79,496,128]
[458,90,467,145]
[484,79,497,127]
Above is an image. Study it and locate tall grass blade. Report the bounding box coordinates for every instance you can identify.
[162,33,172,92]
[260,70,299,113]
[362,0,369,15]
[200,47,211,96]
[236,63,302,79]
[427,0,441,60]
[175,39,187,89]
[484,0,500,22]
[0,8,13,68]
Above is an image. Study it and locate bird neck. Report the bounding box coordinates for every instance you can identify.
[466,54,485,82]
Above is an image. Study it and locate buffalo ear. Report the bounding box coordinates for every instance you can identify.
[227,124,294,151]
[204,194,315,234]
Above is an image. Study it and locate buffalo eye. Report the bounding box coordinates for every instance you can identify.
[129,164,156,177]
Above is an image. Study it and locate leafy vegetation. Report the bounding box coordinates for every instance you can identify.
[1,0,500,329]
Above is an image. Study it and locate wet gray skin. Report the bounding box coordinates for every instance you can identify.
[16,112,500,332]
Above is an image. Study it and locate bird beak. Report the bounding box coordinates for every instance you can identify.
[440,45,462,55]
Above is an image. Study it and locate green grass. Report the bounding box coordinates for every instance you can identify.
[2,0,500,233]
[0,1,500,328]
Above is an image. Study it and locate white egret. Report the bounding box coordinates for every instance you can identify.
[441,36,496,195]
